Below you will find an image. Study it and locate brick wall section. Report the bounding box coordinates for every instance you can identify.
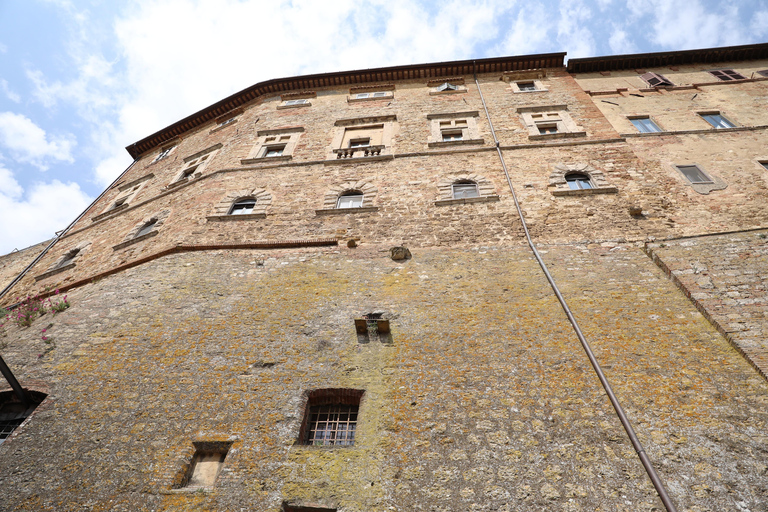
[646,229,768,380]
[1,246,767,511]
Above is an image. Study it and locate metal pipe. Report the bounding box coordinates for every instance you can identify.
[0,158,138,302]
[0,355,28,405]
[473,64,678,512]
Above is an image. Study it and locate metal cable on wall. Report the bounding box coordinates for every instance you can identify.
[473,65,678,512]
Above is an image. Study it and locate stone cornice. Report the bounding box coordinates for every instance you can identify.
[125,53,566,158]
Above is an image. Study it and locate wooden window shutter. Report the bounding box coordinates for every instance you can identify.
[640,72,673,87]
[710,69,746,81]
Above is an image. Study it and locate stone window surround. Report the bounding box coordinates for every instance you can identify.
[427,111,484,148]
[94,173,154,221]
[517,105,586,140]
[501,69,547,86]
[34,240,92,281]
[207,188,272,221]
[427,76,467,95]
[113,210,171,251]
[548,163,618,196]
[169,144,222,188]
[673,163,727,195]
[435,173,499,206]
[347,83,395,103]
[326,115,397,163]
[316,180,379,215]
[278,91,316,110]
[241,127,304,164]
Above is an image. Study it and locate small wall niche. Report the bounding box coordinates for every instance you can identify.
[174,441,231,490]
[355,312,392,344]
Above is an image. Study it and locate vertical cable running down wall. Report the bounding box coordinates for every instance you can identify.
[472,66,678,512]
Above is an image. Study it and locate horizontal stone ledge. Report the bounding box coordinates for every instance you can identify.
[207,213,267,222]
[551,187,618,196]
[322,155,394,166]
[34,262,76,282]
[428,138,485,148]
[316,207,379,216]
[435,195,500,206]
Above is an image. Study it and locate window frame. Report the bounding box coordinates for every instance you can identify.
[699,112,736,129]
[452,181,480,199]
[242,127,304,164]
[518,106,585,139]
[565,173,593,190]
[427,111,482,147]
[170,144,221,186]
[152,144,177,163]
[676,164,714,185]
[228,198,257,215]
[629,116,662,133]
[336,192,364,209]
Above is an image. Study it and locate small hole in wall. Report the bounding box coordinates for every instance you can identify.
[174,441,231,490]
[355,313,392,344]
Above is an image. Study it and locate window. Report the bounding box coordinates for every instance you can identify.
[0,390,46,446]
[337,191,364,209]
[427,112,482,147]
[264,146,285,157]
[152,144,176,163]
[676,165,713,184]
[758,70,768,78]
[175,442,231,490]
[299,389,364,447]
[518,106,585,139]
[348,138,370,148]
[355,92,387,99]
[700,113,735,129]
[98,173,154,218]
[282,505,337,512]
[136,220,157,237]
[172,145,221,185]
[284,99,308,106]
[761,161,768,172]
[640,72,673,87]
[565,173,592,190]
[435,82,459,92]
[517,81,537,92]
[440,119,468,141]
[452,181,479,199]
[630,117,662,133]
[709,69,746,81]
[229,198,257,215]
[538,124,558,135]
[217,117,237,128]
[243,127,303,163]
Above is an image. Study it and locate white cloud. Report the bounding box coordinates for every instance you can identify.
[0,42,7,54]
[608,28,636,55]
[0,112,75,171]
[0,80,20,103]
[750,10,768,38]
[0,164,93,254]
[557,0,595,58]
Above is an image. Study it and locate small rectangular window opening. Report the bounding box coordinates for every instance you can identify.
[442,131,463,142]
[760,161,768,172]
[349,138,370,148]
[709,69,746,81]
[517,81,537,91]
[264,146,285,157]
[336,194,363,209]
[355,313,391,343]
[630,117,662,133]
[284,99,308,106]
[283,504,337,512]
[677,165,713,184]
[176,442,231,490]
[538,124,558,134]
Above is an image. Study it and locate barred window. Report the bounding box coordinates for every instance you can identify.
[299,389,364,447]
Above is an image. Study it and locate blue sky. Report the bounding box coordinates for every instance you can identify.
[0,0,766,254]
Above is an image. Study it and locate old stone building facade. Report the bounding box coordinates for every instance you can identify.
[1,43,768,511]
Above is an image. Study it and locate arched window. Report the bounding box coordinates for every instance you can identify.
[452,180,479,199]
[565,173,592,190]
[337,191,364,209]
[228,198,257,215]
[136,219,157,237]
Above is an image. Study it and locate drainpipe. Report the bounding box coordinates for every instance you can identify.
[472,63,678,512]
[0,158,138,303]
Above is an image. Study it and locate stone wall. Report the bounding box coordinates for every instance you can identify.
[0,240,50,293]
[1,245,767,511]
